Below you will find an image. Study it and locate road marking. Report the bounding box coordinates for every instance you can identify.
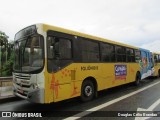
[135,98,160,120]
[147,98,160,111]
[64,81,160,120]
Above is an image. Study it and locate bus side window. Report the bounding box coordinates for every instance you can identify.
[48,36,69,59]
[135,50,141,63]
[126,48,135,62]
[115,46,126,62]
[101,43,115,62]
[58,38,72,59]
[81,39,100,62]
[154,55,158,63]
[158,55,160,62]
[47,36,72,72]
[47,36,54,59]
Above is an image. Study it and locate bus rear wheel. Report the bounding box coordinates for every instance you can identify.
[134,72,141,86]
[81,80,95,102]
[158,70,160,77]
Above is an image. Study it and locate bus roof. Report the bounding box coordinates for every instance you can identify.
[42,23,139,49]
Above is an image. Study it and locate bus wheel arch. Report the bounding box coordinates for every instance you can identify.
[80,77,97,102]
[134,71,141,86]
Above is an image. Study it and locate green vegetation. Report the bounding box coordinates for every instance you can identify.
[0,31,14,77]
[1,51,14,76]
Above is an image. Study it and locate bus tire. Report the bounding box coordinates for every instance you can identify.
[134,72,141,86]
[81,80,95,102]
[158,70,160,77]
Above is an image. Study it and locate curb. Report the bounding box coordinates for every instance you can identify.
[0,96,22,104]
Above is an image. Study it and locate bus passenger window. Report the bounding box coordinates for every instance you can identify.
[81,40,100,62]
[126,48,135,62]
[154,55,158,63]
[115,46,126,62]
[59,38,72,59]
[135,50,141,63]
[101,43,115,62]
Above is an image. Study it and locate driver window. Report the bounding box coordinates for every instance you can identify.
[59,38,72,59]
[47,36,54,59]
[47,36,72,59]
[47,36,72,73]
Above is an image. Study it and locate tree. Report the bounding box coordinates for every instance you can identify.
[0,31,8,46]
[2,50,14,76]
[0,31,11,76]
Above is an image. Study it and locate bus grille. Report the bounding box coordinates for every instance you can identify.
[14,74,31,80]
[14,73,31,97]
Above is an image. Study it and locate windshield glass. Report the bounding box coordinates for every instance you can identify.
[14,35,44,72]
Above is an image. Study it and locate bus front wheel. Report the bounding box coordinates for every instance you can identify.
[81,80,95,102]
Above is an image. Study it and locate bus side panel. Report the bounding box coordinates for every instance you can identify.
[152,53,160,77]
[44,64,82,103]
[157,62,160,76]
[71,63,140,92]
[44,62,140,103]
[44,59,54,103]
[101,63,139,89]
[155,62,160,76]
[139,49,153,79]
[154,65,159,76]
[126,63,140,83]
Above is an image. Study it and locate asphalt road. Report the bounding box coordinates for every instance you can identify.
[0,77,160,120]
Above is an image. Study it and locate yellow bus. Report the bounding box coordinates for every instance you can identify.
[13,24,153,103]
[152,52,160,77]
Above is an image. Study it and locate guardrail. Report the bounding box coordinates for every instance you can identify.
[0,76,13,98]
[0,76,12,86]
[0,76,13,80]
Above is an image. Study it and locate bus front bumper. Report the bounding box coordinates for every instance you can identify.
[13,87,45,104]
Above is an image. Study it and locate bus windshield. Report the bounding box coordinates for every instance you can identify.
[14,35,44,73]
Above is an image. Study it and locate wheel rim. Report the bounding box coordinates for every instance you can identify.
[84,85,92,97]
